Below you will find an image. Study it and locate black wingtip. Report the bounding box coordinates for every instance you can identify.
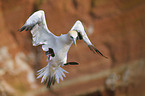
[94,48,108,59]
[88,45,95,53]
[18,26,26,32]
[18,24,36,32]
[88,45,108,59]
[64,62,79,66]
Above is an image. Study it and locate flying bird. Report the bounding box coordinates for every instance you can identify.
[18,10,107,88]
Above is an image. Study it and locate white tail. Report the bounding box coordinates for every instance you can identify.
[37,64,68,88]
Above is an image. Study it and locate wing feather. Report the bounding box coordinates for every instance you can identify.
[18,10,57,51]
[70,20,92,45]
[70,20,107,58]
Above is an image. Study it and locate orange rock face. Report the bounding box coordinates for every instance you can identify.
[0,0,145,96]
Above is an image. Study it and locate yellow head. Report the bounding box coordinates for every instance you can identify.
[69,30,78,46]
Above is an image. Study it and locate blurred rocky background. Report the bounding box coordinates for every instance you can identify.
[0,0,145,96]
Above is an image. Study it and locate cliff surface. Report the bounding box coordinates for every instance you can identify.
[0,0,145,96]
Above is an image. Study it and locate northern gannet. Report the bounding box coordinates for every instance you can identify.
[18,10,107,88]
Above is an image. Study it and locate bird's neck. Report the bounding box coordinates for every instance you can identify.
[61,33,73,45]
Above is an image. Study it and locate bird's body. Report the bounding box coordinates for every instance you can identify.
[46,33,73,67]
[18,10,107,88]
[48,34,72,63]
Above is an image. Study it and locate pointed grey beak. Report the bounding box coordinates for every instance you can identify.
[72,38,77,46]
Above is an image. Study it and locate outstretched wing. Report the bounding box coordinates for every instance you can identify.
[18,10,57,51]
[70,20,107,58]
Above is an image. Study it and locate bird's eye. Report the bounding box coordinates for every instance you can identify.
[70,36,73,39]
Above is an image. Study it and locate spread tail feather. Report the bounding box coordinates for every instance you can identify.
[37,64,68,88]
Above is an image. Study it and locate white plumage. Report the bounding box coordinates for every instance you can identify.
[18,10,107,88]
